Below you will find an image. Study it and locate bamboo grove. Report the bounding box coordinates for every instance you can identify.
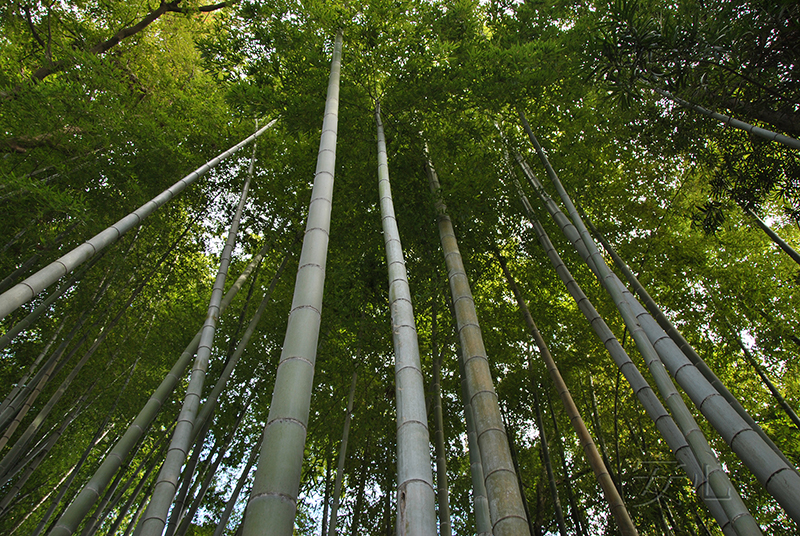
[1,0,799,535]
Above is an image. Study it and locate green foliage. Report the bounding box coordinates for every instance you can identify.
[1,1,799,535]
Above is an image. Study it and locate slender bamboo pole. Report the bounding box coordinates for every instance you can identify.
[138,124,259,536]
[174,396,253,536]
[544,389,586,536]
[213,431,262,536]
[375,102,437,536]
[496,251,638,536]
[519,111,799,527]
[0,119,277,321]
[519,167,757,535]
[48,240,271,536]
[430,300,452,536]
[586,214,796,467]
[427,152,530,536]
[736,339,800,430]
[744,208,800,266]
[328,371,357,536]
[529,216,736,536]
[650,86,800,150]
[532,389,568,536]
[241,29,342,536]
[191,254,290,447]
[457,343,492,536]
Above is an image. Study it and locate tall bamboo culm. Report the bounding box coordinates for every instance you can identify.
[137,122,260,536]
[495,251,638,536]
[241,29,343,536]
[375,103,437,536]
[48,241,271,536]
[427,154,530,536]
[0,121,276,322]
[519,110,800,527]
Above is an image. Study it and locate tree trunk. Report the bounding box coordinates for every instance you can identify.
[650,86,800,150]
[31,350,140,536]
[526,212,736,535]
[212,430,262,536]
[375,102,436,536]
[544,389,586,536]
[428,152,530,535]
[736,339,800,430]
[174,396,252,536]
[496,201,636,535]
[138,118,260,536]
[745,208,800,267]
[242,31,342,536]
[321,440,332,536]
[448,285,491,536]
[349,442,370,536]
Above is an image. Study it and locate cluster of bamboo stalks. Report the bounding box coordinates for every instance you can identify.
[1,29,799,536]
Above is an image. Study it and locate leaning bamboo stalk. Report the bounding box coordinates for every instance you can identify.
[496,251,637,536]
[529,216,736,536]
[427,153,530,535]
[0,393,89,513]
[0,223,79,294]
[212,431,263,536]
[0,266,152,479]
[138,127,259,536]
[174,396,253,536]
[0,317,65,432]
[586,215,796,467]
[102,441,167,536]
[457,338,492,536]
[166,251,288,536]
[517,163,759,535]
[242,30,342,536]
[650,86,800,150]
[744,208,800,266]
[520,114,799,527]
[30,350,141,536]
[328,371,357,536]
[191,253,290,446]
[736,339,800,430]
[430,301,452,536]
[47,240,271,536]
[375,102,437,536]
[0,120,277,321]
[532,389,568,536]
[544,389,587,536]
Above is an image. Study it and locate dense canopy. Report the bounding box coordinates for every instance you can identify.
[1,1,799,535]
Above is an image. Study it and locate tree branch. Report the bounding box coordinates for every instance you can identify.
[29,1,229,83]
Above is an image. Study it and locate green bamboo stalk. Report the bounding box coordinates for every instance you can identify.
[212,432,262,536]
[586,214,796,467]
[138,125,259,536]
[496,251,637,536]
[650,86,800,150]
[328,371,357,536]
[241,30,342,536]
[519,112,795,529]
[427,153,530,536]
[522,172,756,533]
[47,240,271,536]
[375,102,437,536]
[528,216,736,536]
[430,300,452,536]
[0,120,276,322]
